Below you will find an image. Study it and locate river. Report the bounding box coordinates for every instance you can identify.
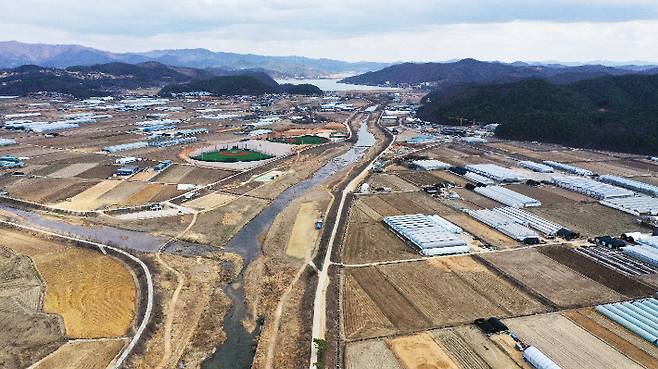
[276,79,397,92]
[201,115,375,369]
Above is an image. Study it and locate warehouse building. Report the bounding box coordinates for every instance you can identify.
[465,164,527,182]
[467,209,540,243]
[115,166,139,176]
[552,176,634,200]
[600,195,658,216]
[474,186,541,207]
[542,161,594,176]
[518,160,554,173]
[411,160,450,171]
[596,298,658,345]
[599,175,658,197]
[383,214,469,256]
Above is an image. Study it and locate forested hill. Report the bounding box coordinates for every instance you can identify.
[159,72,322,96]
[340,58,653,88]
[417,74,658,154]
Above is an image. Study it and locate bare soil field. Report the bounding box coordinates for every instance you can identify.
[430,170,469,187]
[538,244,655,298]
[343,256,546,339]
[185,191,237,210]
[341,202,418,264]
[2,230,137,338]
[453,188,501,209]
[345,340,402,369]
[76,165,117,180]
[632,176,658,187]
[148,184,184,203]
[436,326,528,369]
[432,329,494,369]
[286,201,322,259]
[55,180,122,211]
[33,338,126,369]
[481,248,624,308]
[505,314,644,369]
[342,273,398,340]
[6,177,93,203]
[392,170,442,187]
[529,202,644,237]
[505,184,590,205]
[0,246,66,369]
[387,333,460,369]
[574,160,647,177]
[443,213,519,249]
[48,163,99,179]
[620,159,658,174]
[150,164,194,183]
[367,173,418,192]
[42,181,99,204]
[361,192,458,218]
[563,309,658,369]
[97,181,149,204]
[178,167,233,185]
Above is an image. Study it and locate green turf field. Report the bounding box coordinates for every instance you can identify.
[192,148,274,162]
[269,135,329,145]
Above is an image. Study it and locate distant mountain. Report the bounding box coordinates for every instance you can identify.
[0,62,214,98]
[159,72,322,96]
[0,41,390,78]
[340,59,654,88]
[417,74,658,154]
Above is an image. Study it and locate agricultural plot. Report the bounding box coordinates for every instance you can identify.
[442,213,519,249]
[286,202,322,259]
[178,167,233,185]
[505,314,645,369]
[342,256,546,340]
[360,192,458,218]
[47,163,99,178]
[5,177,95,204]
[505,184,592,205]
[481,248,624,308]
[54,180,122,211]
[387,333,460,369]
[186,192,237,210]
[0,246,65,369]
[430,170,469,187]
[75,165,118,180]
[574,160,648,177]
[367,173,418,192]
[538,245,655,298]
[451,188,501,209]
[150,164,194,183]
[392,170,442,187]
[32,338,127,369]
[529,202,644,237]
[563,309,658,369]
[2,230,137,338]
[345,340,402,369]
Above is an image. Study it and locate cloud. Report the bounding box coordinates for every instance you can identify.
[2,1,658,62]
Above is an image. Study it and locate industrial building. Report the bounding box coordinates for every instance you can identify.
[115,166,139,176]
[411,160,450,171]
[551,176,634,200]
[465,164,527,183]
[518,160,554,173]
[542,161,594,176]
[600,195,658,216]
[383,214,469,256]
[467,209,540,243]
[596,298,658,345]
[491,207,564,236]
[103,141,149,153]
[474,186,541,207]
[599,175,658,197]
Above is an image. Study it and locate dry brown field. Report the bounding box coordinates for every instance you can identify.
[367,173,418,192]
[443,213,518,249]
[342,256,546,340]
[505,314,645,369]
[392,170,441,187]
[505,184,591,205]
[387,333,460,369]
[481,248,624,308]
[345,340,402,369]
[529,202,645,237]
[574,160,648,177]
[33,338,126,369]
[150,164,194,183]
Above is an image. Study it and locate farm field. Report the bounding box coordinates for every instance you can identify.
[345,340,402,369]
[538,244,655,298]
[563,309,658,369]
[387,333,460,369]
[367,173,418,192]
[286,201,321,259]
[32,338,127,369]
[47,163,99,179]
[443,213,518,249]
[505,314,645,369]
[505,184,593,205]
[0,245,65,369]
[529,202,645,237]
[185,192,237,210]
[392,170,442,187]
[342,256,546,340]
[1,229,137,338]
[574,160,650,177]
[54,180,122,211]
[359,192,458,218]
[480,248,624,308]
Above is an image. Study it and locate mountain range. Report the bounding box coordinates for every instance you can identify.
[0,41,390,78]
[340,58,658,88]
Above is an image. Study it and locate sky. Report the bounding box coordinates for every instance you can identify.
[2,0,658,63]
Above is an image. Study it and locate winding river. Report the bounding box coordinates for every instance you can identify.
[201,117,375,369]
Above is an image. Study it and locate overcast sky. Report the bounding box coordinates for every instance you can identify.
[3,0,658,63]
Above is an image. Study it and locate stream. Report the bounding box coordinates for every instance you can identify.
[201,118,375,369]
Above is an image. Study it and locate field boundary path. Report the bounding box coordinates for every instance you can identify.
[0,219,154,369]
